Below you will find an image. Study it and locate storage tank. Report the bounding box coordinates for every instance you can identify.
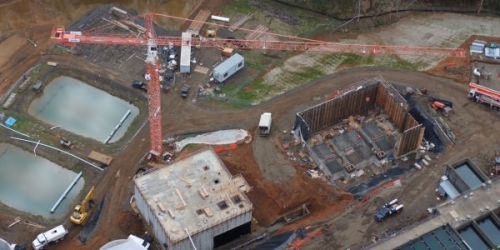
[0,238,12,250]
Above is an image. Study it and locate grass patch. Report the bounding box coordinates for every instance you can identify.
[221,0,258,14]
[27,64,45,82]
[288,67,324,84]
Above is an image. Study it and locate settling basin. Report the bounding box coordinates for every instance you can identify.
[458,226,490,250]
[454,162,485,190]
[477,216,500,246]
[0,143,84,218]
[28,76,139,143]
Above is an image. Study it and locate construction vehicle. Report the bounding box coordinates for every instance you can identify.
[374,198,404,222]
[205,29,216,37]
[50,11,466,160]
[60,138,72,148]
[70,186,96,225]
[180,84,191,98]
[430,98,453,116]
[258,112,272,137]
[468,82,500,109]
[32,225,68,250]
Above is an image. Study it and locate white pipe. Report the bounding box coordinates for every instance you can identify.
[50,125,62,130]
[211,15,230,23]
[50,171,82,213]
[34,140,40,157]
[0,123,30,137]
[10,137,103,171]
[104,110,132,144]
[184,228,197,250]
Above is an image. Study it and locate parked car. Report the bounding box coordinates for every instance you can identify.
[132,80,147,92]
[181,84,190,98]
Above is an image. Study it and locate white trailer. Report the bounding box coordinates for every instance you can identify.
[180,32,192,73]
[213,53,244,83]
[32,225,68,250]
[259,112,272,136]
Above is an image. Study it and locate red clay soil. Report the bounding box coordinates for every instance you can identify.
[220,141,353,229]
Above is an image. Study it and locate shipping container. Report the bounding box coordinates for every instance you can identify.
[180,32,192,73]
[213,53,244,83]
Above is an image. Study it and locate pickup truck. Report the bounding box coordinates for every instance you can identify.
[132,80,147,92]
[374,199,403,222]
[32,225,68,250]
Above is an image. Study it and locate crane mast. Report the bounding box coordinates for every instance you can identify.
[144,13,163,155]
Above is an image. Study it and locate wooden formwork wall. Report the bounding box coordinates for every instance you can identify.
[396,115,425,157]
[375,83,409,131]
[299,82,379,134]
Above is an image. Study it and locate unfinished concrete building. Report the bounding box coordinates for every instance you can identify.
[369,176,500,250]
[134,148,253,250]
[292,79,425,181]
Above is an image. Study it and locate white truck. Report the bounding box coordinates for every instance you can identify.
[258,112,272,137]
[32,225,68,250]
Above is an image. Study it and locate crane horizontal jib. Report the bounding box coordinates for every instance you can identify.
[50,27,466,58]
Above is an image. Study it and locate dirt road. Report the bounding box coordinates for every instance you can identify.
[1,1,498,249]
[42,61,478,249]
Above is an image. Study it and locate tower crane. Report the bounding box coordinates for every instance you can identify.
[50,12,467,156]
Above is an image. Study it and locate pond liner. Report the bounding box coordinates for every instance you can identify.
[348,164,416,200]
[78,196,106,245]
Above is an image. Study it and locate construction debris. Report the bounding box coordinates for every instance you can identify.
[228,14,253,32]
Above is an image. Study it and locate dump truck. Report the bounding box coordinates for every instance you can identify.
[258,112,272,137]
[70,186,95,225]
[374,198,403,222]
[32,225,68,250]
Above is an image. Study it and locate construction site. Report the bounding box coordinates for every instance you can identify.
[1,0,500,250]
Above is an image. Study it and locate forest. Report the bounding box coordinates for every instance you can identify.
[275,0,500,19]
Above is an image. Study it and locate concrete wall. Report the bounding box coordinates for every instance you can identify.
[135,185,253,250]
[445,165,471,193]
[173,211,253,250]
[134,186,170,249]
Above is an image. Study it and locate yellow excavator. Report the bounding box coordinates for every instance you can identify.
[70,186,95,225]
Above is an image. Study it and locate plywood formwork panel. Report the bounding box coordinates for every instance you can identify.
[375,83,408,131]
[397,124,424,157]
[300,82,378,134]
[404,113,419,130]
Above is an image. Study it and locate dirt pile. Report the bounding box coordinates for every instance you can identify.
[220,142,353,228]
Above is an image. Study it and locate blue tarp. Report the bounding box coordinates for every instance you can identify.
[4,117,16,127]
